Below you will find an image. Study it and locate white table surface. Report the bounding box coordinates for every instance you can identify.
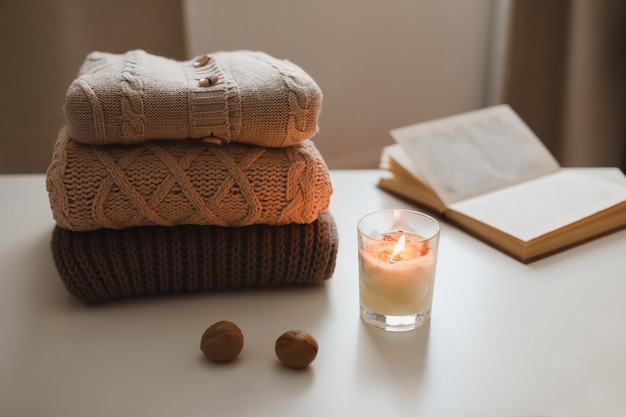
[1,170,625,417]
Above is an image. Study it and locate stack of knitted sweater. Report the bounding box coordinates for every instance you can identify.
[46,50,338,303]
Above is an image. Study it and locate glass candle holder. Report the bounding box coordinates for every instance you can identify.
[357,209,440,331]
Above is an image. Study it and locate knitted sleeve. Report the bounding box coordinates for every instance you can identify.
[63,50,322,148]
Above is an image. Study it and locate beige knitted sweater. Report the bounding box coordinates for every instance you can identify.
[46,127,332,231]
[63,50,322,148]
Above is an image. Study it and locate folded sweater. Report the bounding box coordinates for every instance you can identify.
[46,127,332,231]
[64,49,322,148]
[51,212,338,303]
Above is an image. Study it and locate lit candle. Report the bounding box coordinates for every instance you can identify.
[359,230,436,316]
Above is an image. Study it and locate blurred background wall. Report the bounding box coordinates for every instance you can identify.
[0,0,186,174]
[0,0,624,174]
[183,0,495,169]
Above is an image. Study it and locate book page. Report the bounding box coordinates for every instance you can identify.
[448,169,626,242]
[391,105,560,205]
[380,144,428,184]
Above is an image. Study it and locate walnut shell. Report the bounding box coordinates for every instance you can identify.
[201,320,244,363]
[275,330,318,369]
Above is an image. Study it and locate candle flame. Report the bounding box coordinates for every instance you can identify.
[391,234,406,258]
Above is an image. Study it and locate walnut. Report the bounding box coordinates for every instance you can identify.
[275,330,318,369]
[200,320,244,363]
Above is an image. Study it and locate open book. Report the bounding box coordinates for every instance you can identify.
[378,105,626,263]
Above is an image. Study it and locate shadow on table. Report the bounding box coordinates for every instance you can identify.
[355,319,430,395]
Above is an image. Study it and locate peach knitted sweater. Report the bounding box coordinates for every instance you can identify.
[64,50,322,147]
[46,127,332,231]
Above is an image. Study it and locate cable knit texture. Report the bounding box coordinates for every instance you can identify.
[51,212,338,303]
[48,49,338,300]
[64,49,322,147]
[46,127,332,231]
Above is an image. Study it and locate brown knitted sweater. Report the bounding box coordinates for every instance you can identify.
[46,127,332,231]
[64,50,322,148]
[51,212,338,303]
